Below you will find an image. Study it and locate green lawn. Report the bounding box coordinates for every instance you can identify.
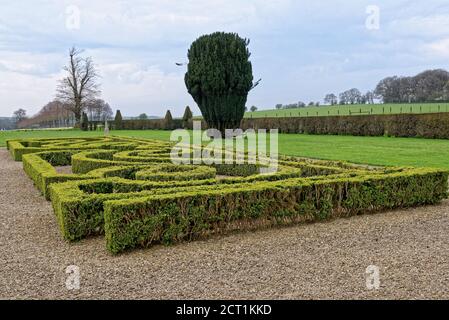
[244,103,449,118]
[1,129,449,170]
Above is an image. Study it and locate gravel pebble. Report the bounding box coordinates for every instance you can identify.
[0,149,448,299]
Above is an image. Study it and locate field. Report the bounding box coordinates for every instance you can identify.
[244,103,449,118]
[2,129,449,169]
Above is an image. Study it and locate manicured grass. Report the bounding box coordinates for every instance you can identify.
[2,129,449,170]
[278,134,449,169]
[244,103,449,118]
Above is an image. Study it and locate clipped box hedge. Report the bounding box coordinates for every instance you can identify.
[8,136,449,255]
[103,167,448,254]
[6,136,140,161]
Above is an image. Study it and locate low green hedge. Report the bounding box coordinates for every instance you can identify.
[8,140,43,161]
[9,136,449,255]
[7,137,139,161]
[50,177,218,240]
[22,152,87,199]
[48,166,447,253]
[103,167,448,254]
[135,164,216,181]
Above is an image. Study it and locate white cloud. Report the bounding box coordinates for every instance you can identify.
[0,51,62,75]
[1,0,449,116]
[424,38,449,57]
[0,70,62,113]
[100,62,194,117]
[387,14,449,38]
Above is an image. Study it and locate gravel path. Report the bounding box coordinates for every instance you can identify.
[0,148,448,300]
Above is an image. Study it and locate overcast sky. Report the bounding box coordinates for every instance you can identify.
[1,0,449,117]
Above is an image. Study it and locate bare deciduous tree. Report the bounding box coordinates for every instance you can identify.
[86,99,113,122]
[324,93,338,105]
[57,47,100,124]
[13,108,27,122]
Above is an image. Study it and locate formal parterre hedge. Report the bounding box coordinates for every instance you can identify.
[7,136,448,254]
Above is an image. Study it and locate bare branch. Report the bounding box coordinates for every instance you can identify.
[56,47,101,123]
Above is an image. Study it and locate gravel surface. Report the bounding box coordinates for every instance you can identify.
[0,148,448,300]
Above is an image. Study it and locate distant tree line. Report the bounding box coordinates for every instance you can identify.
[0,117,16,130]
[17,99,113,129]
[273,69,449,110]
[374,69,449,103]
[336,89,375,105]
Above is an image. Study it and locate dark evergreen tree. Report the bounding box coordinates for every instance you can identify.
[182,106,193,129]
[164,110,173,130]
[81,112,89,131]
[184,32,258,135]
[114,110,123,130]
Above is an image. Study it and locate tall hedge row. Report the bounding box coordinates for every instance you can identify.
[241,112,449,138]
[107,112,449,139]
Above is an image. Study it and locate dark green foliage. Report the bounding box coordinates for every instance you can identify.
[81,112,89,131]
[114,110,123,130]
[214,163,260,177]
[79,112,449,139]
[184,32,254,133]
[182,106,193,129]
[241,112,449,138]
[100,118,182,130]
[164,110,174,130]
